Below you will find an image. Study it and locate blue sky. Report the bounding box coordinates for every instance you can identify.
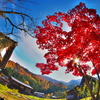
[9,0,100,82]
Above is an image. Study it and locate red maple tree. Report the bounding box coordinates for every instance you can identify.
[34,2,100,100]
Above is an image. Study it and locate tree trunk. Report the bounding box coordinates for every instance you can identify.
[78,65,96,100]
[83,75,96,100]
[96,81,100,100]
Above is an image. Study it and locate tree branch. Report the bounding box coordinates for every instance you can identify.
[92,62,100,100]
[0,11,35,38]
[0,11,34,23]
[77,65,96,100]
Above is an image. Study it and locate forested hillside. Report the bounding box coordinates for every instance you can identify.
[2,60,68,94]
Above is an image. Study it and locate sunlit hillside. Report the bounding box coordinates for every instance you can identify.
[0,84,37,100]
[3,60,68,94]
[0,84,66,100]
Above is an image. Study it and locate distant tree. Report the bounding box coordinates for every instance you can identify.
[24,80,30,85]
[2,67,13,76]
[43,83,67,94]
[2,67,40,91]
[76,84,90,98]
[34,2,100,100]
[77,80,98,98]
[55,90,67,99]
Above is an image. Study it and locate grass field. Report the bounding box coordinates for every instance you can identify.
[0,84,93,100]
[0,84,66,100]
[81,98,91,100]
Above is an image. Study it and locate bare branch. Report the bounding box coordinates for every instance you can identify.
[0,0,37,39]
[0,12,35,38]
[0,11,34,23]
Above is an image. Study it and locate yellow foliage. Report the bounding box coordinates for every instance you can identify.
[24,80,29,85]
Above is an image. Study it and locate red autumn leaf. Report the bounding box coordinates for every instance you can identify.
[91,69,96,75]
[35,2,100,76]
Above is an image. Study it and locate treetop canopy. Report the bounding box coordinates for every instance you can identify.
[34,2,100,76]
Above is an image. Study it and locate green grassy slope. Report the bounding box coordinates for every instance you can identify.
[0,84,66,100]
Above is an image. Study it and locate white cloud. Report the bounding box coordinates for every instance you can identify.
[10,47,41,74]
[62,21,71,32]
[19,32,48,63]
[10,27,81,82]
[10,52,26,67]
[45,67,82,82]
[10,31,47,74]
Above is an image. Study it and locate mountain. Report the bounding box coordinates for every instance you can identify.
[66,79,81,85]
[42,75,82,90]
[42,75,62,83]
[43,75,81,86]
[3,60,68,93]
